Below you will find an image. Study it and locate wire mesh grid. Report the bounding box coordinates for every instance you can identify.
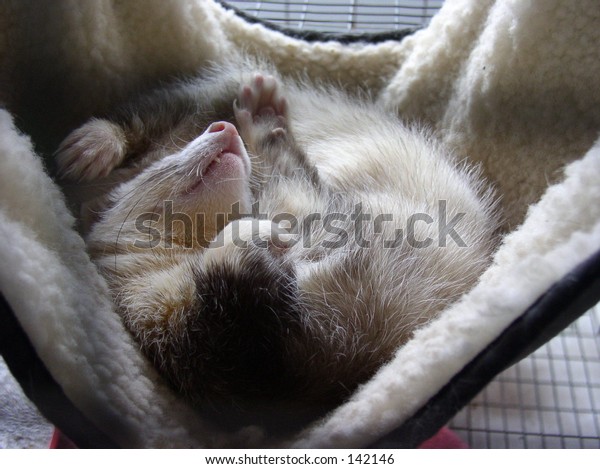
[224,0,600,449]
[223,0,444,32]
[449,304,600,448]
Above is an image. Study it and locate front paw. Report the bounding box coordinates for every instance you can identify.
[234,74,288,147]
[55,118,127,181]
[204,218,292,268]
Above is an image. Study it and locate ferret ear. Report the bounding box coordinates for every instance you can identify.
[55,118,128,181]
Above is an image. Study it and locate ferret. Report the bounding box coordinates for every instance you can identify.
[56,60,498,431]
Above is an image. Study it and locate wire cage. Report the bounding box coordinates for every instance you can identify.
[222,0,600,449]
[223,0,445,33]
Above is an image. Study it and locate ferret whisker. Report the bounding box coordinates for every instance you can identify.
[113,169,185,270]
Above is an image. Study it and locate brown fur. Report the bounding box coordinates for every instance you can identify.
[56,60,499,431]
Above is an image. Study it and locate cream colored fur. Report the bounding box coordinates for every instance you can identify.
[54,66,496,425]
[0,0,599,448]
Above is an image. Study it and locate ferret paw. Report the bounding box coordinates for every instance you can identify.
[204,218,292,268]
[234,74,288,146]
[55,119,127,181]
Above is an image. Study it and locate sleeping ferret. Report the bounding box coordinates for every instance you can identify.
[56,61,499,431]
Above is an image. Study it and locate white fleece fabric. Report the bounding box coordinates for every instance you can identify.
[0,0,599,448]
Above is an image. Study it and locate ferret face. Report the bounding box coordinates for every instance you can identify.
[57,119,252,251]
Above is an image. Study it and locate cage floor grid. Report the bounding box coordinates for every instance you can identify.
[449,304,600,448]
[223,0,444,32]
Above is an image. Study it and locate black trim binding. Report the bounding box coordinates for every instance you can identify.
[1,245,599,449]
[0,294,118,449]
[218,1,418,45]
[370,248,600,448]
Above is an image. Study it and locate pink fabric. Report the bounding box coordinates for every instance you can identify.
[50,426,468,449]
[49,428,77,449]
[418,427,469,449]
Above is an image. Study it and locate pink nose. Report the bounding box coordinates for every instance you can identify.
[207,121,238,135]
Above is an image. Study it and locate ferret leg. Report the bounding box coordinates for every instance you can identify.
[204,218,291,269]
[234,74,320,187]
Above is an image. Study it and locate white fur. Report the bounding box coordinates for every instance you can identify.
[1,0,599,449]
[49,66,494,428]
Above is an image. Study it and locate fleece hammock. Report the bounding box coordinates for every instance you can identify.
[0,0,599,448]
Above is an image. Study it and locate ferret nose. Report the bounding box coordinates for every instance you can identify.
[207,121,238,135]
